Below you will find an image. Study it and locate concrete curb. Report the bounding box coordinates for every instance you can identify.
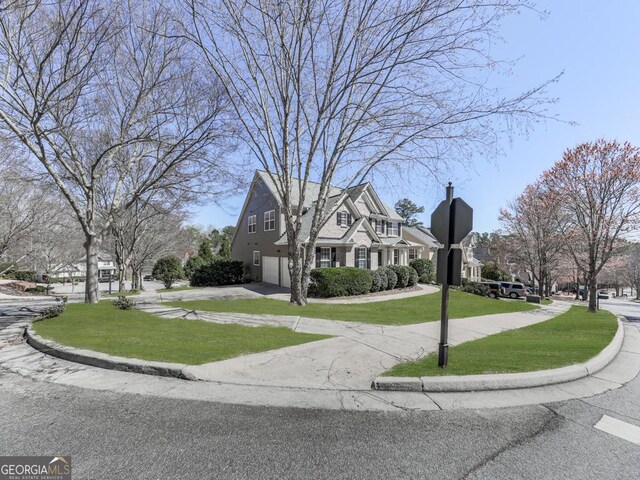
[26,323,197,381]
[373,317,624,392]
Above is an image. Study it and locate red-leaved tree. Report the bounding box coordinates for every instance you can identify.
[542,140,640,311]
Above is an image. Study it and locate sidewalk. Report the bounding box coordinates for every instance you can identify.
[138,301,571,390]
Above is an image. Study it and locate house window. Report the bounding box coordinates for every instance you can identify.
[253,251,260,266]
[356,247,368,269]
[393,249,399,265]
[340,211,348,227]
[264,210,275,231]
[390,222,399,236]
[409,249,418,260]
[376,219,384,234]
[320,247,331,268]
[248,215,256,234]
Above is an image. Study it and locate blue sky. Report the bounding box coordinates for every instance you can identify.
[192,1,640,233]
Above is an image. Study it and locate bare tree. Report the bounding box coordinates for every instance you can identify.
[186,0,559,304]
[542,140,640,311]
[128,210,193,290]
[622,243,640,300]
[0,0,233,302]
[499,182,567,298]
[0,166,46,258]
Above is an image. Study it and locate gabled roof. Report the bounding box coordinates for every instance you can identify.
[403,226,441,248]
[257,170,342,209]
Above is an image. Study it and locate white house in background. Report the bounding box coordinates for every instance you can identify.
[49,253,116,280]
[402,226,483,282]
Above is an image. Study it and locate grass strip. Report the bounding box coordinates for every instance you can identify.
[166,290,536,326]
[33,302,330,365]
[383,306,617,376]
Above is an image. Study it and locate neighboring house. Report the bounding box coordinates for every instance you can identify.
[231,171,426,287]
[49,253,116,280]
[460,234,482,282]
[402,226,483,283]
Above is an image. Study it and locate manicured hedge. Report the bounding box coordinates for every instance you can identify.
[371,269,387,292]
[409,258,434,277]
[389,265,411,288]
[378,266,397,290]
[309,267,373,298]
[407,267,419,287]
[190,259,245,287]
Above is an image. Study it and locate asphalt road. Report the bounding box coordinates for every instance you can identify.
[0,299,639,479]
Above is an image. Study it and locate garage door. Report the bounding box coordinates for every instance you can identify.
[280,257,291,288]
[262,256,279,285]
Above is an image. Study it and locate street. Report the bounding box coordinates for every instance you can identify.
[0,298,639,479]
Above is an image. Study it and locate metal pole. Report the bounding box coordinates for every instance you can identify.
[438,182,454,368]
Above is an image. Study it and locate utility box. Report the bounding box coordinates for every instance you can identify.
[526,295,541,304]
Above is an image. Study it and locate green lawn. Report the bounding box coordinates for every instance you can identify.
[157,285,200,293]
[384,306,618,377]
[33,302,330,365]
[166,290,536,326]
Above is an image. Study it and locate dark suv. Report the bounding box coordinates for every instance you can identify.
[483,282,505,299]
[500,282,527,299]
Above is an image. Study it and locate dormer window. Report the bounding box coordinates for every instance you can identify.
[336,211,351,227]
[390,222,399,236]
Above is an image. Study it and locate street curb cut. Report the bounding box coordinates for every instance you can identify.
[26,324,197,381]
[373,317,624,392]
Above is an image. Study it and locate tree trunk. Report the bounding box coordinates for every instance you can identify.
[588,277,597,312]
[84,234,99,303]
[118,263,127,292]
[288,243,306,306]
[131,267,139,290]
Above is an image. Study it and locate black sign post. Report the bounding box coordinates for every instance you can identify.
[430,183,473,368]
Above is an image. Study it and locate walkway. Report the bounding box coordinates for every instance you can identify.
[138,300,571,390]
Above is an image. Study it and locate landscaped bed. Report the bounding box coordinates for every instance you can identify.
[383,306,618,377]
[33,302,331,365]
[165,290,537,326]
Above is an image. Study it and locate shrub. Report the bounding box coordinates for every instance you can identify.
[309,267,372,298]
[458,279,489,297]
[407,267,419,287]
[409,258,434,278]
[378,266,397,290]
[184,255,207,280]
[37,297,67,320]
[26,286,47,293]
[152,257,184,289]
[370,270,384,292]
[419,273,433,284]
[112,295,136,310]
[190,259,244,287]
[12,270,36,282]
[389,265,410,288]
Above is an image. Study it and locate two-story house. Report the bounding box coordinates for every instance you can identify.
[231,171,426,287]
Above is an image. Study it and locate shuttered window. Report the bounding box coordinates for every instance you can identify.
[356,247,367,269]
[320,247,332,268]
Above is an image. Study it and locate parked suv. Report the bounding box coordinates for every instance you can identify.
[500,282,527,299]
[483,282,505,299]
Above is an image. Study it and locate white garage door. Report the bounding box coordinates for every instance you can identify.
[262,256,279,285]
[280,257,291,288]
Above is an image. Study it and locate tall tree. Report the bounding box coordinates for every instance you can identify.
[499,182,567,297]
[542,140,640,311]
[394,199,424,227]
[0,1,232,302]
[186,0,559,304]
